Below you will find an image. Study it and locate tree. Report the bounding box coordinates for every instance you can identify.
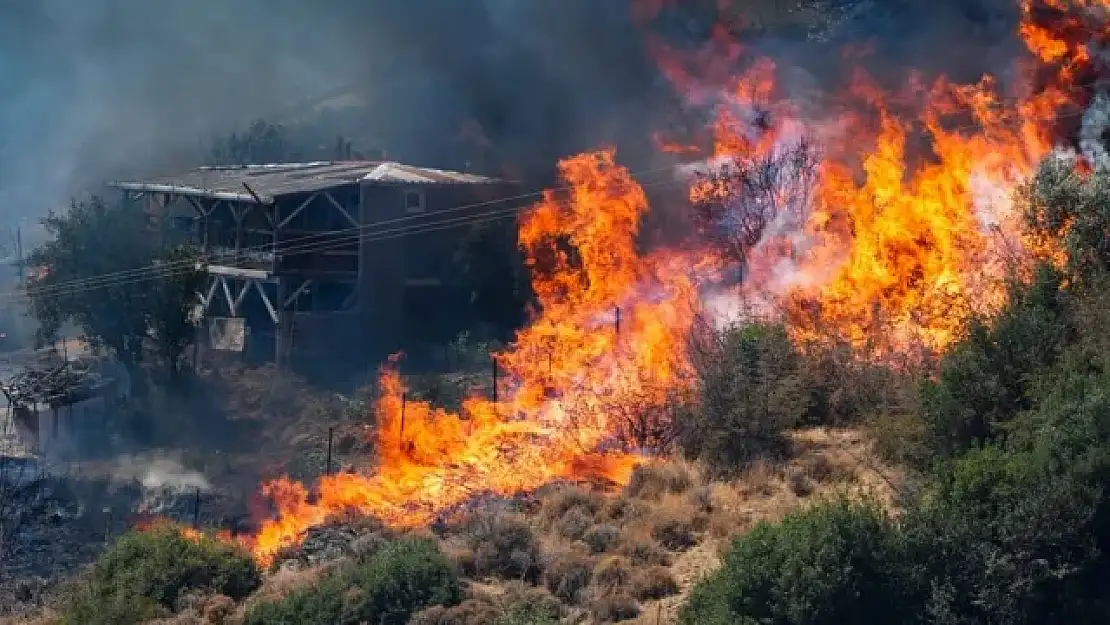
[149,245,207,378]
[688,136,820,276]
[26,196,204,377]
[207,119,360,166]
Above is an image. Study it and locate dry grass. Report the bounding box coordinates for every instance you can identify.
[49,426,894,625]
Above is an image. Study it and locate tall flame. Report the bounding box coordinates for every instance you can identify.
[249,151,708,565]
[238,0,1110,562]
[656,0,1103,356]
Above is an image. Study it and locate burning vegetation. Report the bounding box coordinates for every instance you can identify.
[17,0,1110,623]
[228,0,1110,566]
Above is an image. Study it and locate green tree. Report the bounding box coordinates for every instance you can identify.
[26,196,204,376]
[149,245,207,378]
[680,323,810,474]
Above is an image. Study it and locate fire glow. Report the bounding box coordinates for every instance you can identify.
[204,1,1109,563]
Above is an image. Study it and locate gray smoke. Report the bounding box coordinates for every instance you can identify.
[0,0,1031,240]
[0,0,678,236]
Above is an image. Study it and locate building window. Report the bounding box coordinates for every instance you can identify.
[404,189,426,214]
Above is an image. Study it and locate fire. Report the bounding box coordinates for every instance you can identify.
[238,0,1110,562]
[660,0,1106,356]
[248,151,709,565]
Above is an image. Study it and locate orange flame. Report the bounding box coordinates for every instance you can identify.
[248,151,710,566]
[662,0,1102,356]
[240,0,1110,562]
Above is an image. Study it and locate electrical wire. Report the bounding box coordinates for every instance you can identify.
[0,173,686,304]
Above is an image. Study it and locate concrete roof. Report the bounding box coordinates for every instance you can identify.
[111,161,505,203]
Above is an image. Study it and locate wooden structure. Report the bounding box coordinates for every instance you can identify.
[110,161,520,372]
[0,356,126,455]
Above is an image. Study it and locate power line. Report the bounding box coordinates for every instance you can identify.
[11,164,683,302]
[0,174,686,304]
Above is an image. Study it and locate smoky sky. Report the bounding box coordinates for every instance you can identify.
[0,0,680,233]
[0,0,1027,237]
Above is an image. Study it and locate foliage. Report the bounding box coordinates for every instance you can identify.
[680,499,914,625]
[27,196,204,375]
[681,323,810,474]
[149,244,208,377]
[1022,155,1110,283]
[61,525,260,625]
[207,119,359,166]
[921,264,1069,457]
[679,161,1110,625]
[244,537,460,625]
[543,551,594,604]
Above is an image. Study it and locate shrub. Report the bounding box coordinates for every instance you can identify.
[617,538,671,567]
[61,525,260,625]
[590,594,640,622]
[907,442,1106,624]
[492,588,563,625]
[624,461,693,500]
[680,324,810,475]
[582,524,621,554]
[349,532,391,563]
[542,551,594,604]
[243,537,460,625]
[408,599,500,625]
[554,506,594,541]
[600,496,646,522]
[540,487,603,526]
[651,514,698,551]
[921,266,1068,457]
[630,566,679,601]
[592,556,633,595]
[679,499,914,625]
[462,512,542,582]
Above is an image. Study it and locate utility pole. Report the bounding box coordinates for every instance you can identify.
[14,226,23,287]
[325,426,334,476]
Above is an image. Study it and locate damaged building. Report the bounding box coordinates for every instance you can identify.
[110,161,522,378]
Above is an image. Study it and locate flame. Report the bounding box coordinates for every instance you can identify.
[248,151,709,566]
[662,0,1103,356]
[238,0,1110,562]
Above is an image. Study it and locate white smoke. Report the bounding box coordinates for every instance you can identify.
[1080,92,1110,169]
[110,453,210,493]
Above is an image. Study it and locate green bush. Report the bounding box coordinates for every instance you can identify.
[680,324,810,474]
[907,445,1103,624]
[680,499,914,625]
[61,524,260,625]
[921,265,1069,457]
[244,537,460,625]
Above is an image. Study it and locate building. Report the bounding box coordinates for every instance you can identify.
[110,161,522,375]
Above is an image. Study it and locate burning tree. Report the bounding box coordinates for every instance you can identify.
[688,134,820,278]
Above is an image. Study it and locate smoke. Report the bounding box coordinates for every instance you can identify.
[0,0,681,235]
[109,453,210,493]
[0,0,1043,240]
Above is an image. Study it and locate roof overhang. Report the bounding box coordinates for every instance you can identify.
[110,182,270,204]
